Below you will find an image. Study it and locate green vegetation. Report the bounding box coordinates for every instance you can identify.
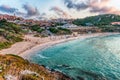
[0,54,71,80]
[51,22,64,27]
[49,27,59,34]
[49,27,71,35]
[0,19,23,50]
[98,25,120,32]
[54,22,64,26]
[72,14,120,32]
[0,42,12,50]
[30,25,71,36]
[21,74,41,80]
[30,25,44,33]
[73,14,120,26]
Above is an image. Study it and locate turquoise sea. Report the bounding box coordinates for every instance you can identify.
[28,34,120,80]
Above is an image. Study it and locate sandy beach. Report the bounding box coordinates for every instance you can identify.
[0,33,119,58]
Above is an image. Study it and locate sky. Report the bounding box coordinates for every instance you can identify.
[0,0,120,19]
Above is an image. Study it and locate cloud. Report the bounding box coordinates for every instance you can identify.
[64,0,120,15]
[23,4,40,17]
[0,4,26,17]
[15,11,26,16]
[50,6,71,18]
[38,13,47,20]
[89,0,120,14]
[0,5,18,13]
[64,0,89,10]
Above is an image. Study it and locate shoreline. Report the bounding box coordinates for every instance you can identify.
[19,32,119,58]
[0,32,119,58]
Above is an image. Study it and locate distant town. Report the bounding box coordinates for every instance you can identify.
[1,14,120,35]
[0,13,120,80]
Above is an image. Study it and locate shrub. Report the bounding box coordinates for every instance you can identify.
[21,74,41,80]
[49,27,59,34]
[0,42,12,50]
[30,25,44,33]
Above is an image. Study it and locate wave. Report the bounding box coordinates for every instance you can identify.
[37,54,48,58]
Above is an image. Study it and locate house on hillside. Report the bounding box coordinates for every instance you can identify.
[69,27,102,34]
[57,23,78,28]
[85,23,94,26]
[111,22,120,26]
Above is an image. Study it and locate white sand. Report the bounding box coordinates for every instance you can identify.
[0,42,35,55]
[0,33,119,58]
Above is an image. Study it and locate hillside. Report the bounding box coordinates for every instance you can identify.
[0,19,23,50]
[0,54,72,80]
[73,14,120,26]
[29,25,72,37]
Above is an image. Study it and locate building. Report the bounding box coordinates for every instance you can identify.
[57,23,78,28]
[111,22,120,25]
[68,27,102,34]
[0,14,16,21]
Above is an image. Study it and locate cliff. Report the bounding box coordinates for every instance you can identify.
[0,54,72,80]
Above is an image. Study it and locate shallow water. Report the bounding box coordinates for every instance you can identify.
[29,34,120,80]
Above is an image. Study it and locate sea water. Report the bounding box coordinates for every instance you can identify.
[29,34,120,80]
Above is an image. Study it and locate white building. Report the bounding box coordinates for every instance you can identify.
[57,23,78,28]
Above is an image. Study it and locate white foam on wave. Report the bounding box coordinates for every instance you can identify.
[38,54,48,58]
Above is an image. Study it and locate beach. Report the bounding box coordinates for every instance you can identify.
[0,33,119,58]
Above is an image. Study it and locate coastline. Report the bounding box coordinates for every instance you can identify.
[19,32,119,58]
[0,32,119,58]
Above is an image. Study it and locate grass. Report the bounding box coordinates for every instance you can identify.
[0,19,24,50]
[0,54,71,80]
[0,42,12,50]
[49,27,72,35]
